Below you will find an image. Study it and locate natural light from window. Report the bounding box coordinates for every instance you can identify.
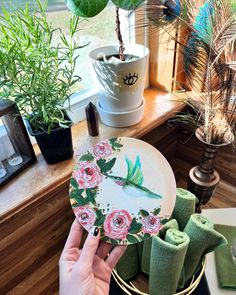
[0,0,117,92]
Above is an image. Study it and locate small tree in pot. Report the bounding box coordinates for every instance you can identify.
[0,0,86,164]
[66,0,150,127]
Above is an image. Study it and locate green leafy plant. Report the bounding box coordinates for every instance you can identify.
[0,0,86,133]
[66,0,145,60]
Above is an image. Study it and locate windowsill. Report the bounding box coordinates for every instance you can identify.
[0,88,186,220]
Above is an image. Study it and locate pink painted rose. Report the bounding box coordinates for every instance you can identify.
[73,161,103,189]
[74,206,97,231]
[104,210,132,240]
[92,140,113,159]
[142,214,162,235]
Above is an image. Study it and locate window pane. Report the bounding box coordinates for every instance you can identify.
[0,1,117,91]
[47,6,117,91]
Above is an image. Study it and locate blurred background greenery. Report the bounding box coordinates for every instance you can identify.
[0,1,116,91]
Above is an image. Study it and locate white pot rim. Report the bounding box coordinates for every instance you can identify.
[89,44,149,64]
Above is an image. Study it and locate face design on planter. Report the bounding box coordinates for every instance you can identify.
[69,137,176,245]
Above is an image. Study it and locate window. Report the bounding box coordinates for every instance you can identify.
[0,1,136,145]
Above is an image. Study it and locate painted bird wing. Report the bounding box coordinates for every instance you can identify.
[125,156,144,185]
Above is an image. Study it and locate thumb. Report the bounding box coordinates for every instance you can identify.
[76,226,100,270]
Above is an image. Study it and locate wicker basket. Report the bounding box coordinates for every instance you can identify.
[112,258,206,295]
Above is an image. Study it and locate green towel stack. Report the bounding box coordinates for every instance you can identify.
[214,224,236,289]
[172,188,196,231]
[149,229,190,295]
[141,219,179,275]
[180,214,227,287]
[116,244,139,280]
[137,242,143,267]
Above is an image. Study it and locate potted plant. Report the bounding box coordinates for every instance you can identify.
[0,0,85,164]
[66,0,149,127]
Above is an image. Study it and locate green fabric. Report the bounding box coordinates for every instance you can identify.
[214,224,236,289]
[137,241,143,267]
[149,229,190,295]
[141,238,152,275]
[116,244,139,280]
[141,219,179,275]
[172,188,196,231]
[180,214,227,288]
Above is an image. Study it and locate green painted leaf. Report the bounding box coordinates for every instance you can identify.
[111,0,144,10]
[126,234,139,243]
[66,0,109,17]
[104,158,116,172]
[70,190,87,205]
[86,188,97,205]
[97,158,116,173]
[109,138,117,144]
[70,178,79,189]
[139,209,149,217]
[129,218,142,234]
[153,207,161,216]
[161,218,169,225]
[79,152,94,161]
[97,158,106,171]
[113,142,123,148]
[94,209,105,226]
[109,138,123,151]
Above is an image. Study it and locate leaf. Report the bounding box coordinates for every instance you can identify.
[79,152,94,161]
[109,138,123,150]
[97,158,116,173]
[126,234,139,244]
[70,190,87,205]
[129,218,142,234]
[66,0,109,17]
[139,209,149,217]
[86,188,97,205]
[161,218,169,225]
[111,0,144,10]
[94,210,105,226]
[153,207,161,216]
[70,178,79,189]
[113,142,123,148]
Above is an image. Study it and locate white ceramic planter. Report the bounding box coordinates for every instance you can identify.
[89,44,149,112]
[97,99,145,128]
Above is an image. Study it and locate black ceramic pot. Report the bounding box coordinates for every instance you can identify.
[26,113,74,164]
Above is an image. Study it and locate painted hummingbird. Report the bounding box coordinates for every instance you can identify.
[107,156,162,200]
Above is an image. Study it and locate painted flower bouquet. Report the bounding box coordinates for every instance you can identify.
[69,137,174,245]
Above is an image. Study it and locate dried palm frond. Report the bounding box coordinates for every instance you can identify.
[140,0,236,145]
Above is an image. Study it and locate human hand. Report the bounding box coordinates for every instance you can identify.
[59,219,127,295]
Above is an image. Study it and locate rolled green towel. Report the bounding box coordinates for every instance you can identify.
[116,244,139,280]
[172,188,196,231]
[214,224,236,289]
[137,242,143,267]
[141,219,179,275]
[149,229,190,295]
[180,214,227,287]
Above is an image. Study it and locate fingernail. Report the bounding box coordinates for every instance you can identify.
[90,226,99,237]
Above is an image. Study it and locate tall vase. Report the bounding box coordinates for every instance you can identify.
[187,128,234,213]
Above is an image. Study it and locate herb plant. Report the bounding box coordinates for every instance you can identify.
[0,0,85,133]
